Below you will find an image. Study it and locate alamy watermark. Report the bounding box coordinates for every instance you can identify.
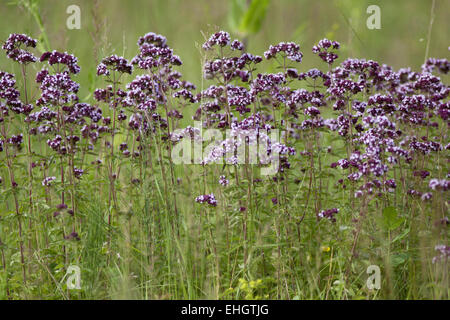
[63,265,81,290]
[366,5,381,29]
[66,5,81,30]
[170,122,292,176]
[366,265,381,290]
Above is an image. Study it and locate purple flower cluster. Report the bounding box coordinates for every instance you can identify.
[1,33,37,64]
[195,193,218,207]
[6,133,23,147]
[264,42,303,63]
[132,32,182,70]
[40,51,80,74]
[202,54,261,83]
[97,55,133,76]
[432,245,450,264]
[202,31,231,50]
[36,70,80,106]
[312,39,340,64]
[219,175,229,187]
[137,32,167,47]
[317,208,339,222]
[429,179,449,191]
[201,113,294,170]
[231,40,245,51]
[227,85,254,114]
[422,58,450,74]
[42,176,56,187]
[0,71,23,113]
[64,232,80,241]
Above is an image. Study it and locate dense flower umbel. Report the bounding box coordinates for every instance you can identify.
[36,71,80,106]
[0,71,23,112]
[195,193,218,207]
[137,32,168,47]
[132,32,182,70]
[40,50,81,74]
[422,58,450,74]
[2,33,37,64]
[202,53,261,83]
[97,55,133,76]
[202,31,231,50]
[264,42,303,63]
[312,38,340,64]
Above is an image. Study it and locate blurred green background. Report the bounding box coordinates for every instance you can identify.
[0,0,448,100]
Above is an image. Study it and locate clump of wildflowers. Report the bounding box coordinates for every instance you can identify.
[0,29,449,298]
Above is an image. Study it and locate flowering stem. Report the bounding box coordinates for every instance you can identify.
[21,64,37,266]
[1,122,26,284]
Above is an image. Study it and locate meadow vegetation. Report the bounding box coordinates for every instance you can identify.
[0,0,448,300]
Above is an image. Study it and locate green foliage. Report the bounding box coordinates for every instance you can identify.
[228,0,270,36]
[381,206,404,231]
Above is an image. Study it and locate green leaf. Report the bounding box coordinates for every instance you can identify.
[392,227,410,243]
[381,206,403,231]
[390,253,408,267]
[239,0,271,35]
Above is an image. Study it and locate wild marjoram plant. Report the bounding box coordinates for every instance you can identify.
[0,31,448,299]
